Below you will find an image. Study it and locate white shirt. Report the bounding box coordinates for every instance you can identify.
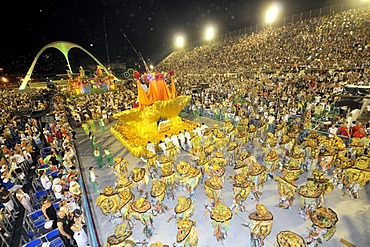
[268,115,275,124]
[146,143,156,154]
[328,126,338,138]
[171,135,180,147]
[178,133,186,142]
[13,154,25,164]
[158,142,167,152]
[164,137,172,145]
[184,131,191,142]
[89,171,96,182]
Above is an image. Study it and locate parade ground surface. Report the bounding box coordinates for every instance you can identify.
[76,114,370,247]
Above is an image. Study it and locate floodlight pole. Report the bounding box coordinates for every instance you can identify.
[103,17,111,64]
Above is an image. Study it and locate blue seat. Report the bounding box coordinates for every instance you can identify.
[45,228,60,240]
[24,238,42,247]
[41,147,52,159]
[29,210,44,221]
[51,171,59,178]
[53,202,60,210]
[33,217,46,229]
[46,229,64,247]
[49,237,64,247]
[35,190,48,200]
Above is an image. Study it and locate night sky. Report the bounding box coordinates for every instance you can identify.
[2,0,337,75]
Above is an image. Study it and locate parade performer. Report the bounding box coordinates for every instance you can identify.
[171,133,181,153]
[227,142,240,166]
[104,147,114,167]
[248,159,267,202]
[115,175,133,194]
[105,225,136,247]
[204,175,224,204]
[185,167,201,201]
[306,207,338,246]
[248,124,258,148]
[129,197,155,238]
[236,131,248,150]
[211,151,227,169]
[282,156,302,185]
[174,161,189,187]
[113,157,129,177]
[94,147,104,168]
[214,131,227,152]
[231,173,252,213]
[275,176,297,209]
[166,142,179,160]
[342,156,370,199]
[99,118,106,132]
[195,149,209,184]
[87,116,96,133]
[264,149,280,180]
[146,141,156,155]
[90,134,98,148]
[150,180,168,215]
[167,196,194,223]
[131,168,149,195]
[96,186,133,225]
[159,156,176,200]
[89,167,99,193]
[144,150,159,179]
[298,181,323,220]
[205,200,232,242]
[275,230,306,247]
[244,204,273,247]
[234,150,251,175]
[189,132,202,150]
[309,170,334,199]
[331,154,353,190]
[81,122,90,136]
[174,219,198,247]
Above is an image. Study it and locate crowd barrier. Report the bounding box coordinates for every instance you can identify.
[75,145,101,247]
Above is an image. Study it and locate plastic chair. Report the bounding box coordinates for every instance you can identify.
[50,171,59,178]
[45,229,64,247]
[53,202,60,211]
[24,238,42,247]
[28,210,44,221]
[35,190,48,200]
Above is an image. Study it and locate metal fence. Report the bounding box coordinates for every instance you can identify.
[187,2,370,49]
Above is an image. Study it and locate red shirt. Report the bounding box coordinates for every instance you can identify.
[338,126,349,137]
[352,129,365,138]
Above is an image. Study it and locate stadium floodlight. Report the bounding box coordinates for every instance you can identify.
[175,35,185,49]
[265,4,280,24]
[205,26,215,41]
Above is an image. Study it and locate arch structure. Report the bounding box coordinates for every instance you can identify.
[19,41,118,90]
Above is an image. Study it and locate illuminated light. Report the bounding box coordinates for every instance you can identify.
[205,26,215,41]
[175,36,185,48]
[175,35,185,49]
[2,77,8,83]
[149,64,154,70]
[265,4,280,24]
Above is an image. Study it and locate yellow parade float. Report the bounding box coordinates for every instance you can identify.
[111,71,198,157]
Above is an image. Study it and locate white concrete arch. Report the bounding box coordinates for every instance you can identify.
[19,41,117,90]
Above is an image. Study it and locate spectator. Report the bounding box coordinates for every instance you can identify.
[15,188,32,213]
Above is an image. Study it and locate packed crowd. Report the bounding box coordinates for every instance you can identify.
[0,90,90,247]
[1,6,370,247]
[157,8,370,75]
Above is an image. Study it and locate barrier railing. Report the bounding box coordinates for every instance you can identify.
[75,145,102,247]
